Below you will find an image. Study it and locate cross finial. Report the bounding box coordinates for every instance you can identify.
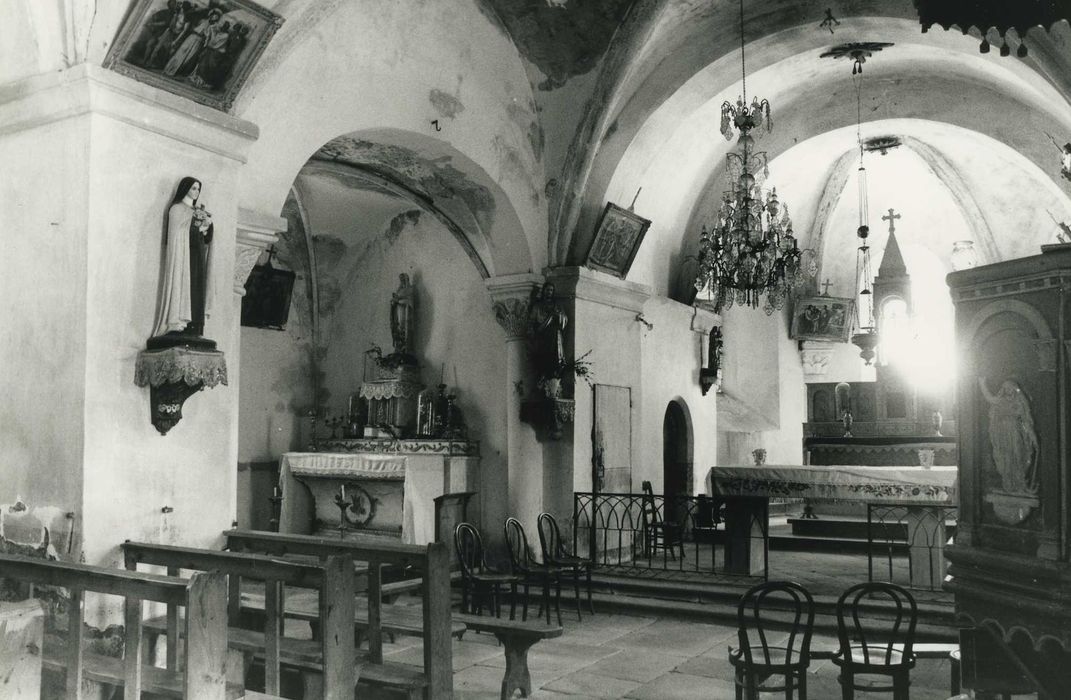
[881,207,901,234]
[820,279,833,296]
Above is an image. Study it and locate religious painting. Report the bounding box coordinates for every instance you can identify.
[104,0,283,112]
[584,203,652,279]
[790,296,855,342]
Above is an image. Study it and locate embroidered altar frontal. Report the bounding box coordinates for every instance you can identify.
[711,464,958,503]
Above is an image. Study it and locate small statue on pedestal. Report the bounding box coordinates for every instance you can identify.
[148,176,216,351]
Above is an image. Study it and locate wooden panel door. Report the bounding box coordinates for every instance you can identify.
[592,384,632,494]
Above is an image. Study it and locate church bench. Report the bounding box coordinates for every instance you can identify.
[121,541,356,700]
[223,528,454,698]
[0,552,229,699]
[453,613,563,700]
[142,615,429,700]
[238,582,467,642]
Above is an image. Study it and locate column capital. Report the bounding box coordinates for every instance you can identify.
[486,273,543,340]
[234,208,286,296]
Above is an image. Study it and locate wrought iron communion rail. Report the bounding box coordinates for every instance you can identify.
[866,502,958,591]
[572,491,768,579]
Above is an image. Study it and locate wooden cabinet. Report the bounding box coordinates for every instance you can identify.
[946,245,1071,693]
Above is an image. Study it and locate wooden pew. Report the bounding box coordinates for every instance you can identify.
[0,552,229,699]
[223,529,453,699]
[121,541,355,700]
[454,613,563,700]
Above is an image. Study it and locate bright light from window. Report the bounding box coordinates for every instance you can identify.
[878,245,955,390]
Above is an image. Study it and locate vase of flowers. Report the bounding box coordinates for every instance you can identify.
[539,349,594,399]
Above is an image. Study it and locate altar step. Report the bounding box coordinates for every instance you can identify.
[582,574,956,641]
[788,516,958,541]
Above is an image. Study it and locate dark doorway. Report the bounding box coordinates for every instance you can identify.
[662,401,691,521]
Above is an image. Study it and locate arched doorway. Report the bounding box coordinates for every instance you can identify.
[662,400,693,520]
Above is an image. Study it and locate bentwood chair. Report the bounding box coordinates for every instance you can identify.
[454,522,517,618]
[832,581,917,700]
[728,580,815,700]
[504,517,562,625]
[537,511,594,619]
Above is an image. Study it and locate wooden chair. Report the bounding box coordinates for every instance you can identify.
[537,512,593,619]
[504,517,562,625]
[454,522,518,619]
[640,480,684,560]
[728,580,815,700]
[832,581,917,700]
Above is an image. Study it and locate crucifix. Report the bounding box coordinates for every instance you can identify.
[820,279,833,296]
[881,207,901,234]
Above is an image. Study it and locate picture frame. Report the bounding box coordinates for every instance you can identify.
[584,202,652,279]
[103,0,284,113]
[790,296,856,342]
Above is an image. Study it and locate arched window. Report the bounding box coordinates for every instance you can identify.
[878,296,910,367]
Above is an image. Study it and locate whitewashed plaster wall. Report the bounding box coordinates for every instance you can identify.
[636,297,718,494]
[317,214,508,533]
[717,305,806,466]
[234,0,542,277]
[0,67,254,587]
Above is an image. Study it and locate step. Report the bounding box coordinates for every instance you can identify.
[788,517,958,541]
[587,574,954,623]
[768,533,907,554]
[581,590,956,642]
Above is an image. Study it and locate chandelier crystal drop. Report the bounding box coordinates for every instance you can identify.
[694,0,810,314]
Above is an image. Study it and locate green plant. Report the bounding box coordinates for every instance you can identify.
[552,349,595,385]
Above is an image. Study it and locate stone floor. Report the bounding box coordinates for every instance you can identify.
[376,610,961,699]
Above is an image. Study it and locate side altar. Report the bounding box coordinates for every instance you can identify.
[278,438,479,545]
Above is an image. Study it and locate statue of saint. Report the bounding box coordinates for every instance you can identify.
[528,282,568,381]
[151,176,214,340]
[979,378,1039,494]
[390,273,416,356]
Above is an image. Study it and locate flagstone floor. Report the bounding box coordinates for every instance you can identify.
[376,610,967,699]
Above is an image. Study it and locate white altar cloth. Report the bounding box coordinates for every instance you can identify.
[710,464,958,503]
[282,451,407,479]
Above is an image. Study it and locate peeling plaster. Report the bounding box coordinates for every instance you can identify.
[429,88,465,119]
[386,209,423,244]
[316,138,497,226]
[479,0,635,88]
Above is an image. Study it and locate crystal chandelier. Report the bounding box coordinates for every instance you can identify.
[693,0,808,315]
[848,71,879,364]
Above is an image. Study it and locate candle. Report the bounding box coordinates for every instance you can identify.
[273,486,280,498]
[340,484,346,500]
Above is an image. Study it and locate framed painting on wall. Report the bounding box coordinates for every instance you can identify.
[790,296,855,342]
[104,0,284,112]
[584,202,652,279]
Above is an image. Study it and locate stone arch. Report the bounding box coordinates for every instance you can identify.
[662,397,694,500]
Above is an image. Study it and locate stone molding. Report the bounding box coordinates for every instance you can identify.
[800,340,836,379]
[486,273,542,340]
[234,208,285,295]
[545,266,651,313]
[0,64,257,162]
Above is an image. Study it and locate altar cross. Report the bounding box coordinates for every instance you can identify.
[820,278,833,296]
[882,207,901,234]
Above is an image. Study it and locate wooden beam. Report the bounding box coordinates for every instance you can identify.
[183,572,229,700]
[423,542,454,699]
[123,598,143,700]
[319,555,356,700]
[0,554,188,606]
[66,589,84,700]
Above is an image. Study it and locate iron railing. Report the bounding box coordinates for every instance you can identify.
[867,502,957,591]
[572,491,768,579]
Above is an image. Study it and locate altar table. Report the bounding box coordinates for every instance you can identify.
[710,464,958,587]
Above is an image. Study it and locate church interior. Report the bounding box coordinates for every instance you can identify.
[3,0,1071,698]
